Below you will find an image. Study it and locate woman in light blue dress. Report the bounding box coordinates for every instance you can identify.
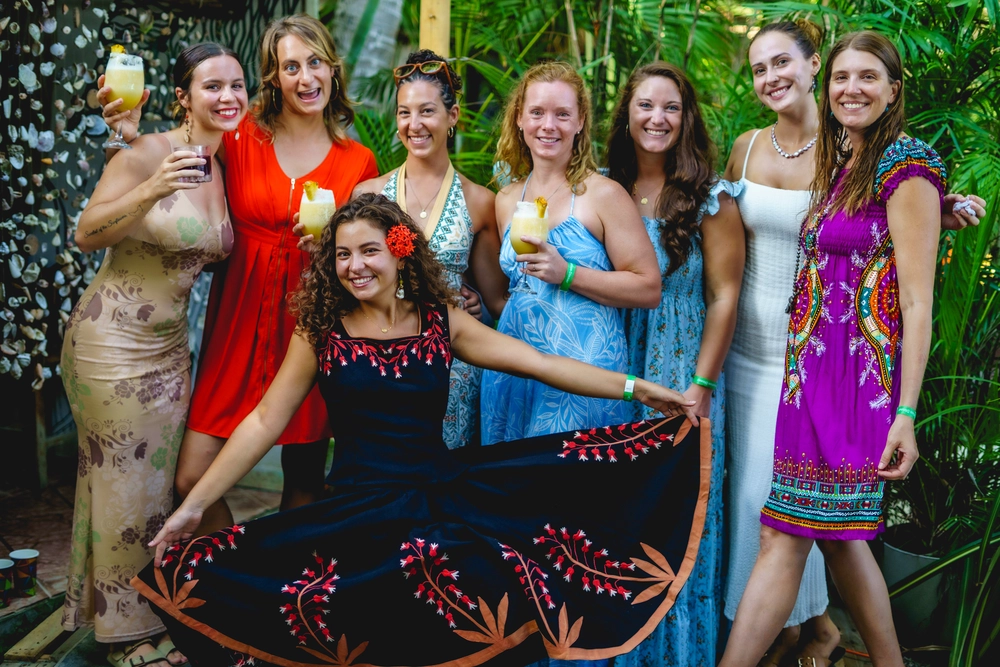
[480,61,662,445]
[606,62,745,667]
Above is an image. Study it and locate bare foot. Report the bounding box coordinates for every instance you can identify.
[156,634,188,666]
[796,611,842,665]
[108,639,169,667]
[757,624,801,667]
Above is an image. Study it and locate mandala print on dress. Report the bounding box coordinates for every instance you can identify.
[851,230,900,413]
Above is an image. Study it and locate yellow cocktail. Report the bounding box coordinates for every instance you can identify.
[510,199,550,294]
[300,182,336,238]
[103,48,144,150]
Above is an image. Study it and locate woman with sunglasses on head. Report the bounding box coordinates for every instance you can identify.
[604,61,745,667]
[351,50,507,450]
[480,61,661,445]
[720,20,986,666]
[102,14,378,529]
[721,30,951,667]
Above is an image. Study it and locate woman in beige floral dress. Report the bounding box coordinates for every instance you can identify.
[61,43,246,666]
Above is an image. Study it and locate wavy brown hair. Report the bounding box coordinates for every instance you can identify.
[605,62,716,275]
[169,42,242,119]
[252,14,354,144]
[810,30,906,216]
[492,61,597,193]
[290,194,459,346]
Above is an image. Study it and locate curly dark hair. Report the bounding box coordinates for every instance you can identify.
[605,62,716,275]
[290,194,459,346]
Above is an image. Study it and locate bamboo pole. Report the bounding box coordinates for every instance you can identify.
[420,0,451,58]
[304,0,320,19]
[564,0,583,69]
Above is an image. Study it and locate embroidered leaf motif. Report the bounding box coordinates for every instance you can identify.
[297,647,339,664]
[453,629,495,644]
[173,578,198,606]
[557,417,684,462]
[630,580,669,606]
[177,597,206,609]
[629,557,668,579]
[496,593,508,639]
[640,543,675,578]
[478,596,498,637]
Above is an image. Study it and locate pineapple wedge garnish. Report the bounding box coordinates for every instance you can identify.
[303,180,319,202]
[534,196,548,218]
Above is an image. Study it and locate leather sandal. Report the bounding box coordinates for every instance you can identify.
[156,635,189,666]
[108,639,170,667]
[797,646,846,667]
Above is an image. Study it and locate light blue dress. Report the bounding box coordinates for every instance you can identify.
[480,179,629,444]
[615,179,741,667]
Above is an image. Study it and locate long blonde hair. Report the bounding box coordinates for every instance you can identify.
[252,14,354,143]
[492,61,596,192]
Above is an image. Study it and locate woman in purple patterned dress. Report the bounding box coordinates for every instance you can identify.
[720,31,946,667]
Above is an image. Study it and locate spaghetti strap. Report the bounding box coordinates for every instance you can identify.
[569,190,576,216]
[741,129,762,180]
[519,173,533,201]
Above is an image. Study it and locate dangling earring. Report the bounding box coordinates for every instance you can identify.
[884,104,889,113]
[448,126,455,138]
[625,123,630,137]
[184,113,192,143]
[332,75,340,100]
[810,76,817,92]
[396,273,405,300]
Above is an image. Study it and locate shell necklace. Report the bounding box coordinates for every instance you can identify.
[771,123,817,159]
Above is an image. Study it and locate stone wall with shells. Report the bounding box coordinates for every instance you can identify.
[1,0,303,391]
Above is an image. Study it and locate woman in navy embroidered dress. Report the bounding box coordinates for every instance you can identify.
[721,32,946,667]
[134,194,713,667]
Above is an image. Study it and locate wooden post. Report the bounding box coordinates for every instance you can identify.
[420,0,450,58]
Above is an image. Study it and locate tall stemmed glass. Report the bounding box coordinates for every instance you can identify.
[509,199,549,295]
[102,51,145,150]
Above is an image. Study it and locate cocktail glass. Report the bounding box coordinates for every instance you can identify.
[510,200,549,295]
[103,52,145,150]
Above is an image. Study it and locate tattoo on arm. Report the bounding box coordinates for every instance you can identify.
[84,204,144,238]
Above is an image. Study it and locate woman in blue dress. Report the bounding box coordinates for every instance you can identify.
[605,63,745,666]
[481,61,661,444]
[133,194,713,667]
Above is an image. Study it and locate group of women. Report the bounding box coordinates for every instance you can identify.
[61,12,986,667]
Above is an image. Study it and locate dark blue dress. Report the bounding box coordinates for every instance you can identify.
[134,304,711,667]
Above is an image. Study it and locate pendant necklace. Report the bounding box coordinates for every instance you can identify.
[360,308,395,334]
[631,182,659,206]
[771,123,817,159]
[407,176,445,219]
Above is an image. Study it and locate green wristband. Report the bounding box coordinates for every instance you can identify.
[623,374,636,401]
[560,262,577,291]
[896,405,917,419]
[692,375,718,390]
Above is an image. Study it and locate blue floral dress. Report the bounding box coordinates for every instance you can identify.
[481,181,629,444]
[617,179,742,667]
[384,164,480,449]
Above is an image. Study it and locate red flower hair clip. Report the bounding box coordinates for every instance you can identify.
[385,223,418,258]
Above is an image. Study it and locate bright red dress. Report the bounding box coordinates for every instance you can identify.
[187,115,378,444]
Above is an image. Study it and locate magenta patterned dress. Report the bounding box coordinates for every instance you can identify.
[761,137,946,541]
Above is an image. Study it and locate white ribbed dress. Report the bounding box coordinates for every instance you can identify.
[723,130,830,625]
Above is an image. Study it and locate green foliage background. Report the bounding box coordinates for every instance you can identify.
[340,0,1000,557]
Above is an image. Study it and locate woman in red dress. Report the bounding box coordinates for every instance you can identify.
[177,15,378,527]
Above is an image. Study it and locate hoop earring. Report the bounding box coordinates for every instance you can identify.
[184,113,192,143]
[332,75,341,100]
[448,126,455,138]
[396,274,405,300]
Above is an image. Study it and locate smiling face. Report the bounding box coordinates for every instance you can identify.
[828,47,900,144]
[335,219,404,303]
[396,79,458,159]
[749,31,820,114]
[178,54,247,133]
[275,34,334,117]
[517,80,584,164]
[628,75,683,156]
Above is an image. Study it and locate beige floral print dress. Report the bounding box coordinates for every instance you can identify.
[60,184,233,642]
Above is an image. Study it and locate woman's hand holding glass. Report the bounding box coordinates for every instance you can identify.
[515,235,568,287]
[148,151,209,199]
[98,73,150,145]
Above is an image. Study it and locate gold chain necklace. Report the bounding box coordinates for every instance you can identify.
[631,182,659,206]
[359,308,395,334]
[406,176,445,219]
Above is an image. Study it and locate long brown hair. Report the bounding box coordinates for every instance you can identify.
[290,194,458,346]
[605,62,716,275]
[492,61,597,193]
[252,14,354,144]
[810,31,906,215]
